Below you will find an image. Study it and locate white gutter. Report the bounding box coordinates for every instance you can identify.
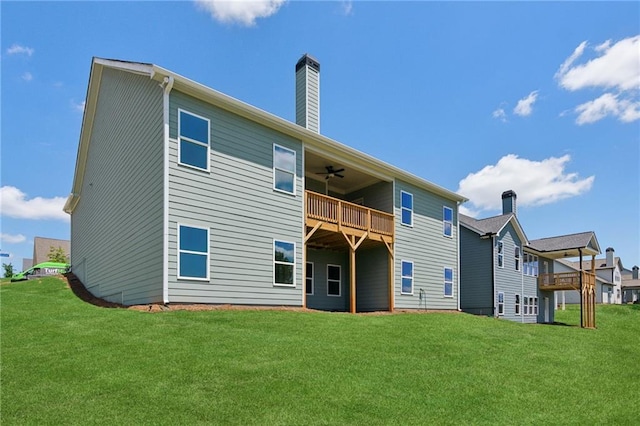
[492,235,496,318]
[521,245,524,323]
[161,75,174,305]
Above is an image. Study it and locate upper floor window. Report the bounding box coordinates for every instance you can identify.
[401,260,414,295]
[179,110,210,171]
[515,246,521,271]
[444,267,453,297]
[443,206,453,237]
[497,241,504,268]
[274,240,295,287]
[273,144,296,195]
[178,224,209,280]
[401,191,413,226]
[524,253,538,276]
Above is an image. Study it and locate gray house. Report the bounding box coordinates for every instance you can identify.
[64,56,466,312]
[460,190,601,326]
[554,258,615,305]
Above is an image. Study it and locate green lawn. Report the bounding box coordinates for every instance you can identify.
[2,277,639,425]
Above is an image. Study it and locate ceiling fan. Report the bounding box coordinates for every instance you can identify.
[316,165,345,179]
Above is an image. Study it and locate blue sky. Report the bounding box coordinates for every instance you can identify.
[2,1,639,270]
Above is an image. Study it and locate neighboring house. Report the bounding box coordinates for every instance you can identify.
[460,190,601,326]
[558,249,623,304]
[64,56,466,312]
[622,266,640,303]
[554,259,614,305]
[33,237,70,265]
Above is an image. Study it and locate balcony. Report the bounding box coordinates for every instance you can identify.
[305,191,394,246]
[538,271,596,291]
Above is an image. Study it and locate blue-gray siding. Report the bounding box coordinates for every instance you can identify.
[459,226,493,315]
[347,181,393,213]
[167,90,304,306]
[356,245,390,312]
[393,180,459,310]
[306,249,348,311]
[70,67,164,305]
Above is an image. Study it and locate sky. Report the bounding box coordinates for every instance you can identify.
[1,1,639,271]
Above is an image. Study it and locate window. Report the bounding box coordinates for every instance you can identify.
[273,144,296,194]
[401,260,414,294]
[533,297,538,315]
[444,267,453,297]
[305,262,314,295]
[524,297,529,315]
[178,110,210,171]
[401,191,413,226]
[274,240,295,287]
[497,292,504,316]
[523,254,539,277]
[327,264,341,296]
[497,241,504,268]
[515,294,521,315]
[515,246,521,271]
[178,224,209,280]
[443,206,453,237]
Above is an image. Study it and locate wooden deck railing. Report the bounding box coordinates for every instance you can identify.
[306,191,394,237]
[539,271,596,291]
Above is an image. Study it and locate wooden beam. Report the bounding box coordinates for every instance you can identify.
[388,245,394,312]
[353,232,369,251]
[304,221,323,243]
[382,238,394,258]
[349,235,356,314]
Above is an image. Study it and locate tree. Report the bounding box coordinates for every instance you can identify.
[47,246,69,263]
[3,263,13,278]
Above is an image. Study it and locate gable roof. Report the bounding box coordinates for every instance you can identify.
[556,259,613,285]
[527,231,600,258]
[460,213,528,245]
[64,57,466,213]
[563,257,622,272]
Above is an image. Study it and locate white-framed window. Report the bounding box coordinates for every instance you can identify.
[444,267,454,297]
[443,206,453,237]
[274,240,295,287]
[533,297,538,315]
[178,109,210,171]
[515,246,521,271]
[273,144,296,195]
[400,191,413,226]
[524,253,539,277]
[327,264,341,296]
[305,262,314,295]
[177,224,209,281]
[497,241,504,268]
[401,260,414,295]
[497,292,504,316]
[524,296,529,315]
[515,294,521,315]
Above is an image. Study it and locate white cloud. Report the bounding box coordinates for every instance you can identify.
[513,91,539,117]
[575,93,640,125]
[492,108,507,122]
[7,44,34,56]
[340,1,353,16]
[0,186,69,221]
[71,100,86,113]
[458,154,594,217]
[21,72,33,82]
[556,35,640,124]
[195,0,286,26]
[1,233,26,244]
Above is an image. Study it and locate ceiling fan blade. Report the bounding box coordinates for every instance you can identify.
[335,173,344,178]
[333,168,345,174]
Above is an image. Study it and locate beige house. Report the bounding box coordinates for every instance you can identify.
[33,237,70,265]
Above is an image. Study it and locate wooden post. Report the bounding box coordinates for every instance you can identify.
[388,244,394,312]
[350,235,356,314]
[579,248,584,328]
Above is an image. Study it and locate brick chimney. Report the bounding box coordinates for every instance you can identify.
[501,190,517,215]
[295,54,320,133]
[605,247,614,267]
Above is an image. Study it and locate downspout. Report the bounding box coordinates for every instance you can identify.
[579,248,583,328]
[492,235,496,318]
[456,201,461,311]
[521,249,525,323]
[162,75,174,305]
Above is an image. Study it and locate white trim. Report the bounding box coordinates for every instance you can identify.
[515,246,521,271]
[515,293,521,315]
[497,291,505,316]
[400,190,413,227]
[444,267,454,298]
[305,261,314,295]
[456,201,461,311]
[301,144,306,305]
[273,143,297,196]
[443,206,453,238]
[400,260,414,295]
[177,108,210,172]
[273,239,296,287]
[497,240,504,268]
[162,76,173,304]
[327,264,341,297]
[177,223,210,281]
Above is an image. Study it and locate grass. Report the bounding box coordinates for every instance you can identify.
[2,277,639,425]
